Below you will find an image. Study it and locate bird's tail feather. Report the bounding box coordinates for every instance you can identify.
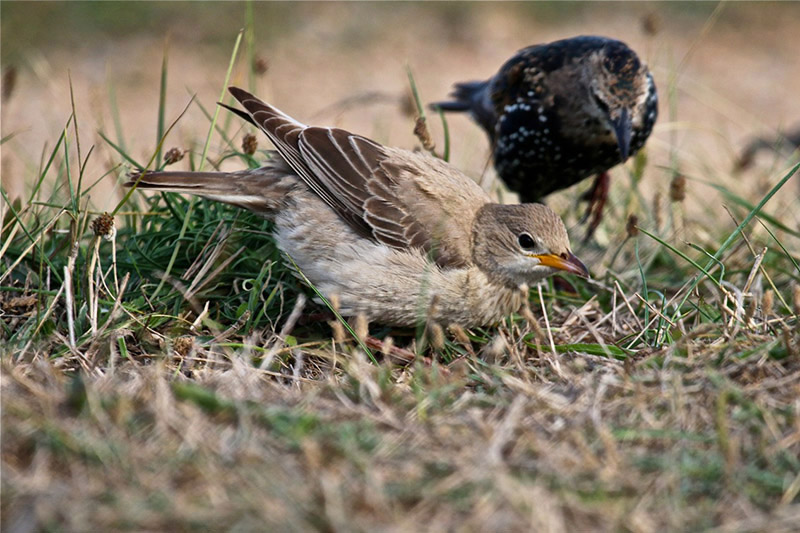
[429,80,496,137]
[429,80,488,112]
[124,165,295,215]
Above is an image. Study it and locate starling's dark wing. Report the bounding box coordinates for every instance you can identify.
[228,87,467,267]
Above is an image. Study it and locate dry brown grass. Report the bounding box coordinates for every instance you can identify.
[4,240,800,530]
[4,301,799,531]
[3,3,800,531]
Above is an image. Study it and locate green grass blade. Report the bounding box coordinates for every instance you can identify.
[27,121,68,206]
[68,73,84,211]
[193,97,237,153]
[685,242,725,285]
[437,108,450,163]
[149,31,243,301]
[0,187,64,283]
[98,131,145,171]
[61,124,75,216]
[245,0,256,92]
[756,218,800,276]
[635,238,650,342]
[199,30,243,172]
[113,96,196,216]
[156,41,169,167]
[670,161,800,321]
[405,65,426,119]
[697,178,800,238]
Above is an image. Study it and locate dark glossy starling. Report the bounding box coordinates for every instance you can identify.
[432,35,658,237]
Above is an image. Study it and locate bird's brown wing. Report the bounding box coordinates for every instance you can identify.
[297,127,434,255]
[228,86,465,267]
[229,86,373,238]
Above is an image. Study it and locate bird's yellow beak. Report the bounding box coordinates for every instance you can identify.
[533,251,590,278]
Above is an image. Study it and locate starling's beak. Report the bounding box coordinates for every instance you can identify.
[611,107,633,161]
[533,251,590,278]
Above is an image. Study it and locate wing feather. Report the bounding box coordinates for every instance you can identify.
[228,86,467,267]
[298,127,440,259]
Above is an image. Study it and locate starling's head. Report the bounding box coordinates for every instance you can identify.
[585,40,655,161]
[472,203,589,288]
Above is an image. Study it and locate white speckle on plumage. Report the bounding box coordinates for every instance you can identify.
[433,35,657,236]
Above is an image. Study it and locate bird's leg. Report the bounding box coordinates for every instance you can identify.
[579,171,610,241]
[298,311,335,325]
[552,276,579,295]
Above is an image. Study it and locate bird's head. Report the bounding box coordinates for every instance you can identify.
[472,203,589,289]
[585,40,655,162]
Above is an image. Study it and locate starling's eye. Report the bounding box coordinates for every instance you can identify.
[518,233,537,251]
[592,92,610,115]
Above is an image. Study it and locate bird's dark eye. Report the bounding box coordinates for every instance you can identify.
[592,92,610,115]
[518,233,537,250]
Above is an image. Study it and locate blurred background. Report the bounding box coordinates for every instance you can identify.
[2,1,799,249]
[5,6,800,530]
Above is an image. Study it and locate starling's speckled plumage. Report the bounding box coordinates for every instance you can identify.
[433,36,658,233]
[126,88,588,328]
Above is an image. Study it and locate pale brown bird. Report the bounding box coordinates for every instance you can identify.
[126,87,588,328]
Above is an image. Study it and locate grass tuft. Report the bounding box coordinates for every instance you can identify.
[2,10,800,530]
